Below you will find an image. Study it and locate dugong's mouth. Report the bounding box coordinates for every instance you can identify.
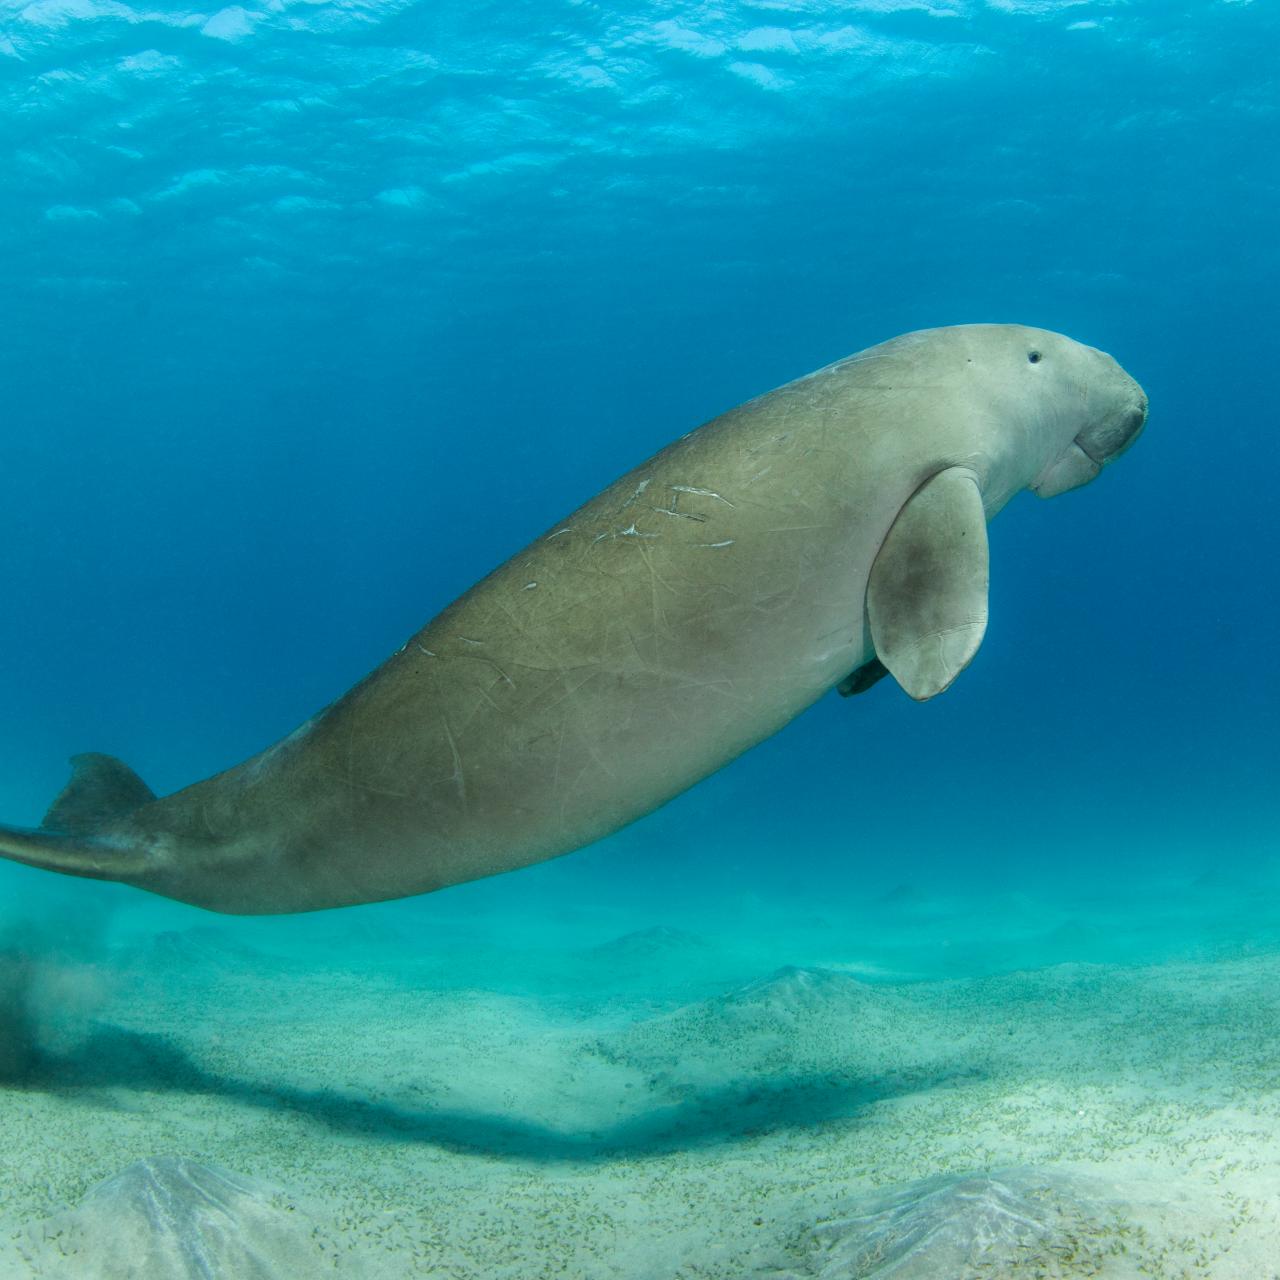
[1033,441,1102,498]
[1079,392,1148,467]
[1074,434,1106,467]
[1034,392,1148,500]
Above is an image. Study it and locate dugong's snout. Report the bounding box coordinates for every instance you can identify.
[1034,368,1147,499]
[1078,385,1148,468]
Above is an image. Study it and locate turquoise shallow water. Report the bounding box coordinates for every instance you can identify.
[5,862,1280,1276]
[1,0,1278,1274]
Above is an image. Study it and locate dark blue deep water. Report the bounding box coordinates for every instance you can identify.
[0,3,1277,1275]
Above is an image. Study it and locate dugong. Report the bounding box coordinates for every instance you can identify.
[0,325,1146,913]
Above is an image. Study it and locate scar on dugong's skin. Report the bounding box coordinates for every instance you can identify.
[0,325,1147,914]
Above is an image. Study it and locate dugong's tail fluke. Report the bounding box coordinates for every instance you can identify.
[41,753,155,835]
[0,824,153,882]
[0,752,157,883]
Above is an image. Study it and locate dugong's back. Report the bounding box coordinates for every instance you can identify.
[0,325,1147,912]
[181,347,913,909]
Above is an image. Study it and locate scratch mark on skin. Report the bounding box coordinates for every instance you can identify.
[671,485,734,506]
[557,761,590,835]
[459,648,515,688]
[473,681,506,711]
[439,712,467,804]
[459,637,483,646]
[671,675,751,704]
[523,581,538,590]
[546,528,574,540]
[541,671,601,714]
[694,539,736,548]
[415,643,437,657]
[422,659,469,804]
[595,523,659,543]
[650,505,708,522]
[634,543,678,643]
[314,766,410,800]
[624,625,651,666]
[562,709,620,785]
[551,721,568,828]
[342,699,359,819]
[621,478,652,509]
[647,486,708,523]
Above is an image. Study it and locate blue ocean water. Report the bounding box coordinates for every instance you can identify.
[0,1,1278,1273]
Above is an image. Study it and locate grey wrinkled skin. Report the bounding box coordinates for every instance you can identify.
[0,325,1146,913]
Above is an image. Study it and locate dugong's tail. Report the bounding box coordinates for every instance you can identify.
[0,753,157,883]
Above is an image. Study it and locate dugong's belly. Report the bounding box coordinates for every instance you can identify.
[303,499,870,899]
[254,430,897,907]
[182,373,931,911]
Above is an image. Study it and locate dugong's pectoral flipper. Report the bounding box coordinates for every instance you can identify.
[0,753,157,884]
[867,467,989,701]
[837,657,889,697]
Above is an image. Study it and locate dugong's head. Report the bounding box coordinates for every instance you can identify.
[1001,325,1148,499]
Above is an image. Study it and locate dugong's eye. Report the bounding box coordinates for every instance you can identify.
[1027,350,1042,364]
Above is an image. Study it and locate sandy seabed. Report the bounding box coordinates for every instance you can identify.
[2,866,1280,1279]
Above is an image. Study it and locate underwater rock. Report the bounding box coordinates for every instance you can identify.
[772,1168,1103,1279]
[25,1156,364,1279]
[723,967,889,1019]
[665,965,906,1052]
[594,966,920,1083]
[712,967,918,1055]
